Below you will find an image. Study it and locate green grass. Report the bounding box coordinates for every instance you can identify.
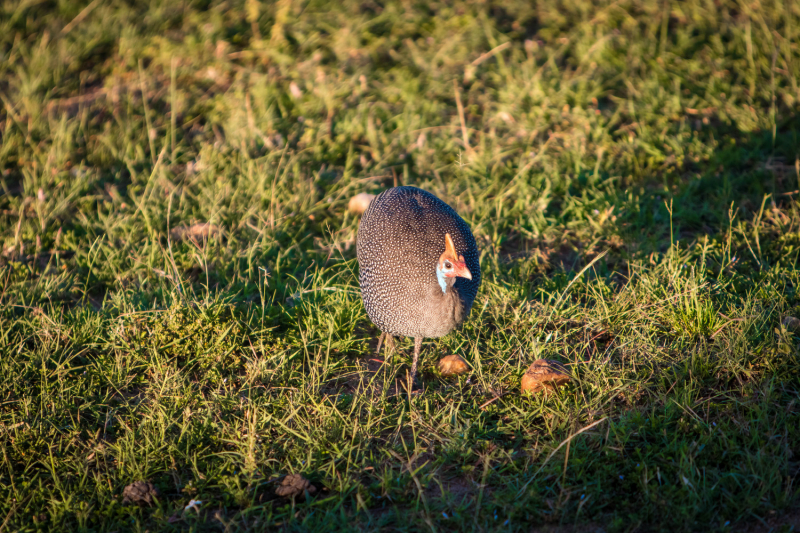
[1,0,800,531]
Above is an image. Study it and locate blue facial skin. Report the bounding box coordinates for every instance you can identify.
[436,264,448,293]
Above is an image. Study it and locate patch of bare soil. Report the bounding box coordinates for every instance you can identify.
[322,352,413,398]
[324,332,427,396]
[424,476,477,505]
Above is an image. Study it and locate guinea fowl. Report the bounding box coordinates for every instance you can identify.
[357,186,481,383]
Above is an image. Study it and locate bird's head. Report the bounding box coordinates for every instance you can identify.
[437,233,472,282]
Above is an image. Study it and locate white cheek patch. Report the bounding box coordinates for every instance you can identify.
[436,265,448,293]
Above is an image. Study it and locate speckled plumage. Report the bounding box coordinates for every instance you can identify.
[357,186,481,378]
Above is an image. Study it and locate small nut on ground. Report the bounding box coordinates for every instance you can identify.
[275,474,316,498]
[122,481,159,506]
[521,359,571,395]
[782,316,800,331]
[438,354,469,377]
[348,193,375,215]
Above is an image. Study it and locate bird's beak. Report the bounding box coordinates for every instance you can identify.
[456,265,473,280]
[454,255,472,280]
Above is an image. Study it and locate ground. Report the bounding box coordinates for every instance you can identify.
[1,0,800,531]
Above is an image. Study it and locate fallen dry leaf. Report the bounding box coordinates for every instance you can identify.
[275,474,316,498]
[170,223,223,242]
[521,359,571,395]
[781,316,800,331]
[122,481,159,506]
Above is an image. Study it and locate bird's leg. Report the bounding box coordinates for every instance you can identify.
[375,332,386,355]
[409,337,422,382]
[385,335,395,357]
[376,333,394,364]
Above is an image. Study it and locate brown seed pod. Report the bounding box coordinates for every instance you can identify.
[521,359,571,394]
[122,481,159,506]
[437,354,469,377]
[275,474,316,498]
[348,193,375,215]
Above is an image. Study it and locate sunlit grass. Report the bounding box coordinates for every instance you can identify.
[1,0,800,531]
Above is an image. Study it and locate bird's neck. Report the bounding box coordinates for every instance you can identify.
[433,266,466,327]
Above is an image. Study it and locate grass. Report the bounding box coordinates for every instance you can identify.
[1,0,800,531]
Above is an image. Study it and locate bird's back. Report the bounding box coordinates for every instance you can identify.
[357,186,480,338]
